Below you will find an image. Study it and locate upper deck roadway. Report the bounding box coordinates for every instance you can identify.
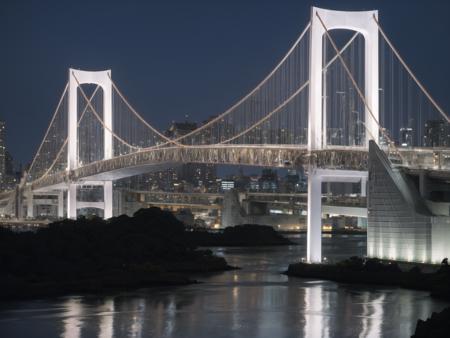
[30,144,450,192]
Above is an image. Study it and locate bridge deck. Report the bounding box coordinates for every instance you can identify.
[29,145,450,192]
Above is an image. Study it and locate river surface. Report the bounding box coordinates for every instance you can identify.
[1,234,449,338]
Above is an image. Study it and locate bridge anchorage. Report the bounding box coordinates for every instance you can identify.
[1,7,449,264]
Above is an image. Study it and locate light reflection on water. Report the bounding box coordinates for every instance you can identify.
[0,235,448,338]
[62,299,82,338]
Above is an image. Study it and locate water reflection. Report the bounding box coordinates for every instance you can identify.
[304,283,329,338]
[359,293,384,338]
[62,298,83,338]
[231,286,239,332]
[1,235,449,338]
[98,299,114,338]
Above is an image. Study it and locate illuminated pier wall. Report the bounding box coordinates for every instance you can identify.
[367,141,450,263]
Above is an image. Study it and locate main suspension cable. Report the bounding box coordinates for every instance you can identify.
[72,72,139,151]
[27,83,69,176]
[30,86,102,183]
[108,74,184,147]
[168,22,312,144]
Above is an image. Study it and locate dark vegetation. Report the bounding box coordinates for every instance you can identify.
[0,208,293,300]
[0,208,234,300]
[186,224,294,246]
[412,306,450,338]
[286,256,450,299]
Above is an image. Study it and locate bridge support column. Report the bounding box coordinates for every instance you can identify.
[419,171,428,199]
[307,167,322,263]
[104,181,113,219]
[361,178,367,197]
[57,190,64,218]
[307,168,369,263]
[26,191,34,218]
[67,184,77,219]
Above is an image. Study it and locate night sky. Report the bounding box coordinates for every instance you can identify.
[1,0,449,166]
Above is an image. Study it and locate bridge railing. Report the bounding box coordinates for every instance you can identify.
[396,147,450,170]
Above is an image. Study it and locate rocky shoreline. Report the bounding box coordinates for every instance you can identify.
[412,306,450,338]
[286,256,450,299]
[186,224,294,246]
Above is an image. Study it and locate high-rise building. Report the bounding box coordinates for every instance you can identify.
[399,127,413,147]
[0,120,6,186]
[283,168,306,193]
[0,120,19,191]
[259,169,278,192]
[5,151,13,176]
[165,120,198,139]
[180,163,217,190]
[423,120,450,147]
[165,120,217,191]
[221,180,235,191]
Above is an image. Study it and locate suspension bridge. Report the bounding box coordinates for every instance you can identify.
[1,7,449,263]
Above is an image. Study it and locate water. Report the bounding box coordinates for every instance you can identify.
[0,234,449,338]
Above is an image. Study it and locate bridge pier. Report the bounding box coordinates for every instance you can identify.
[66,182,113,219]
[26,190,34,218]
[104,181,113,219]
[67,184,77,219]
[307,167,322,263]
[307,168,368,263]
[361,178,367,197]
[57,190,64,218]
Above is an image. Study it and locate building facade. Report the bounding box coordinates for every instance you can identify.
[423,119,450,147]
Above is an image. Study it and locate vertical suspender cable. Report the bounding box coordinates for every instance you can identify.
[373,15,449,124]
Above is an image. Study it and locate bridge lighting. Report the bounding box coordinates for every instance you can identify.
[6,7,448,268]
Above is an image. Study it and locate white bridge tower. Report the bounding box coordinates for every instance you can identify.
[67,69,114,219]
[307,7,379,263]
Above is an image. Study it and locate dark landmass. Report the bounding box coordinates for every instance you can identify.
[187,224,294,246]
[281,229,366,235]
[286,256,450,299]
[412,306,450,338]
[0,208,233,300]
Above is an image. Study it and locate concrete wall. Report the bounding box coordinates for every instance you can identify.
[431,217,450,263]
[368,142,432,262]
[368,141,450,264]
